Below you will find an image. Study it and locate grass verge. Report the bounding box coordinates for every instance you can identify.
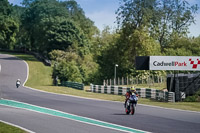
[0,122,27,133]
[1,52,200,112]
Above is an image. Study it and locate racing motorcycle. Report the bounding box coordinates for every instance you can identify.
[16,80,21,88]
[125,94,138,115]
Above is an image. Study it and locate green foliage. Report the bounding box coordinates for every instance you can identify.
[99,28,161,79]
[19,0,96,56]
[56,60,83,83]
[184,90,200,102]
[60,0,98,40]
[49,50,98,84]
[0,0,19,49]
[184,95,198,102]
[0,0,12,16]
[164,34,200,56]
[0,16,19,49]
[184,91,200,102]
[116,0,199,49]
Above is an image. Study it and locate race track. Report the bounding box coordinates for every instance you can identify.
[0,54,200,133]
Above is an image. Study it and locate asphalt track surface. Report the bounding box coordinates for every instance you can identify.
[0,54,200,133]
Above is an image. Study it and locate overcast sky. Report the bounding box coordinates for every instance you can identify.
[8,0,200,37]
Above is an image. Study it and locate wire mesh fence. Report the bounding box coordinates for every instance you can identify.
[103,75,166,87]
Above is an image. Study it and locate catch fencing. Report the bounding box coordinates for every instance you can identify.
[103,76,166,86]
[90,85,175,102]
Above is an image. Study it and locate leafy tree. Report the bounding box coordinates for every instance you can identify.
[0,16,19,49]
[56,60,83,83]
[164,34,200,56]
[21,0,69,52]
[60,0,98,40]
[21,0,94,56]
[116,0,198,50]
[0,0,12,16]
[49,50,98,84]
[150,0,199,50]
[116,28,161,76]
[91,26,121,80]
[0,0,18,50]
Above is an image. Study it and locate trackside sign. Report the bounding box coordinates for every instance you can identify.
[150,56,200,71]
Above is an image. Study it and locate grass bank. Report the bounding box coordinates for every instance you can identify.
[1,52,200,112]
[0,122,27,133]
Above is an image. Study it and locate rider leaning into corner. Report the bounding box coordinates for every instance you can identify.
[124,86,139,107]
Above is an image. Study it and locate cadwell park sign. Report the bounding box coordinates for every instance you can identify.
[135,56,200,102]
[150,56,200,71]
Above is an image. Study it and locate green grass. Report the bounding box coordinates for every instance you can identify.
[1,52,200,112]
[0,122,27,133]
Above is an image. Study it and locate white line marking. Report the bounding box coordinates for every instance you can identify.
[1,99,150,133]
[0,120,35,133]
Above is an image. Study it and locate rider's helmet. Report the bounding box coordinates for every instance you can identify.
[130,86,135,91]
[17,79,20,81]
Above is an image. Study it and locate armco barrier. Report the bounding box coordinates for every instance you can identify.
[62,81,84,90]
[90,85,175,102]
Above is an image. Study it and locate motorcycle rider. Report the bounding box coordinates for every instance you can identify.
[16,79,21,88]
[124,86,138,107]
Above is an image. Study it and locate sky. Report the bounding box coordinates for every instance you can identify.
[8,0,200,37]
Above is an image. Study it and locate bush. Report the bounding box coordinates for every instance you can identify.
[184,90,200,102]
[184,95,198,102]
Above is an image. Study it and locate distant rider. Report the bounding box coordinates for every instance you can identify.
[124,86,138,107]
[16,79,21,88]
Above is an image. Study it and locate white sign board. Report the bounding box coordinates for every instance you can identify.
[150,56,200,71]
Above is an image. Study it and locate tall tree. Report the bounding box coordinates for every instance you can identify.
[0,0,19,49]
[0,0,12,16]
[21,0,70,53]
[116,0,198,50]
[60,0,98,40]
[150,0,199,49]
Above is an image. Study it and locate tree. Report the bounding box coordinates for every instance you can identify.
[150,0,198,50]
[0,16,19,49]
[0,0,12,16]
[164,34,200,56]
[60,0,98,40]
[0,0,18,49]
[21,0,95,56]
[116,0,198,50]
[49,50,98,84]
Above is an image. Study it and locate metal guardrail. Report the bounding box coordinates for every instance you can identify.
[91,85,175,102]
[61,81,84,90]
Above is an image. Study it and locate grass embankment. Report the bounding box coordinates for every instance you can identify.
[1,52,200,112]
[0,122,27,133]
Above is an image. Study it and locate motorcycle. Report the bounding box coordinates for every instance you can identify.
[125,94,138,115]
[16,81,20,88]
